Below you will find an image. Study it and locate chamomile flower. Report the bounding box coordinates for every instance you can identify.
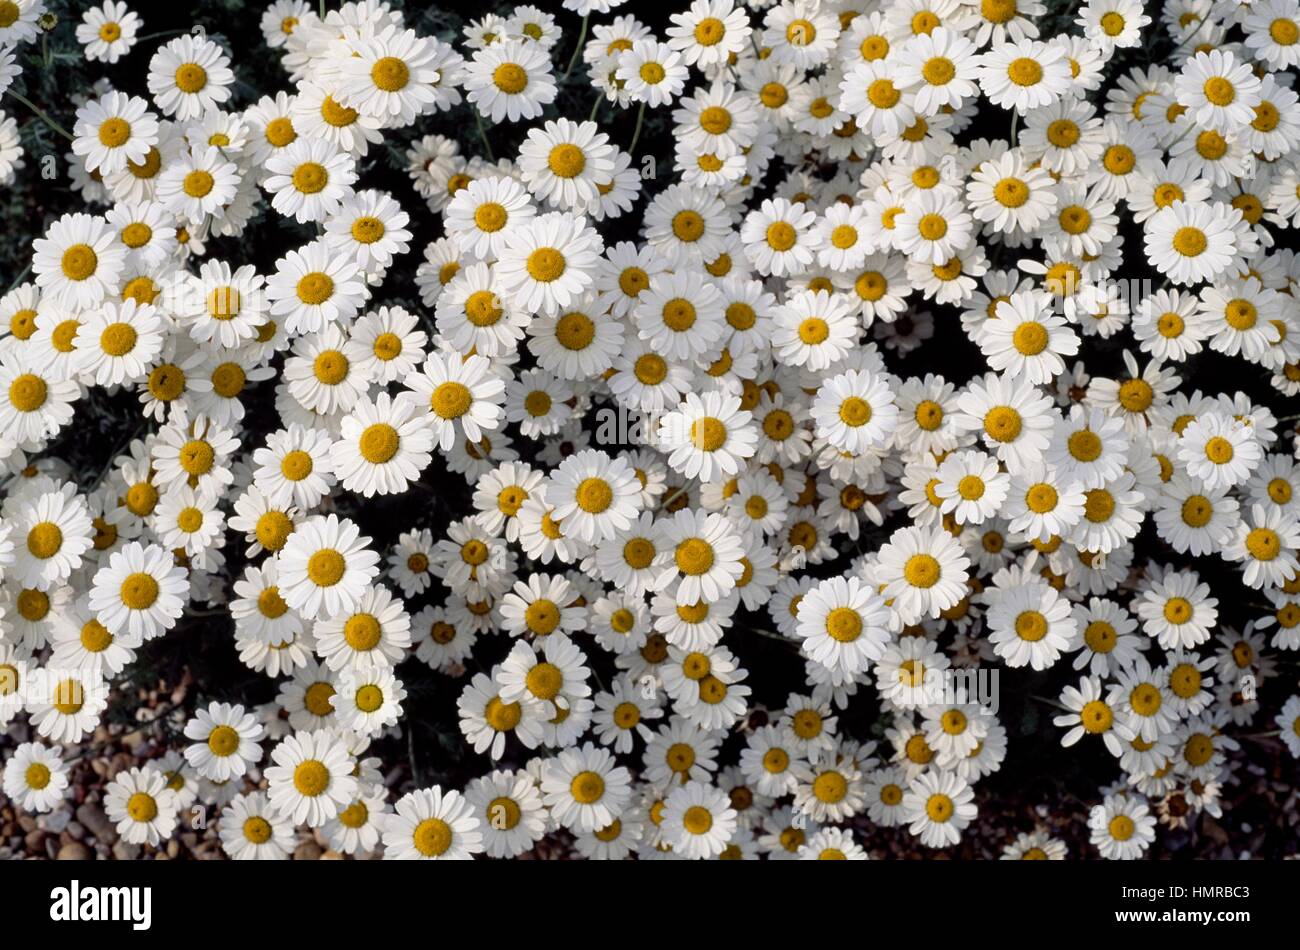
[741,197,817,277]
[1005,468,1087,543]
[618,39,688,108]
[87,540,187,640]
[772,289,859,371]
[264,137,358,224]
[48,598,139,676]
[933,450,1011,526]
[495,212,604,318]
[668,0,750,70]
[77,1,142,63]
[988,579,1078,670]
[592,677,663,752]
[252,424,336,510]
[147,36,236,116]
[230,560,306,647]
[1144,201,1240,287]
[662,780,738,859]
[878,525,973,624]
[965,150,1058,234]
[658,391,757,483]
[654,508,747,606]
[1089,793,1156,859]
[266,239,367,335]
[1178,413,1263,491]
[5,484,92,591]
[333,665,407,735]
[276,514,381,621]
[1201,279,1284,363]
[794,575,891,677]
[2,742,70,813]
[156,144,242,222]
[1224,504,1300,589]
[1047,405,1130,490]
[464,38,557,123]
[0,351,79,447]
[72,92,159,177]
[1132,289,1210,362]
[219,791,296,860]
[464,769,547,858]
[265,729,357,827]
[897,28,980,116]
[896,188,976,266]
[103,766,178,846]
[444,175,535,262]
[976,38,1072,114]
[519,119,616,213]
[1175,49,1263,135]
[182,701,264,782]
[496,572,586,641]
[955,371,1056,474]
[545,449,643,546]
[335,26,447,126]
[32,212,127,310]
[811,369,900,454]
[542,742,633,833]
[331,391,434,498]
[763,0,840,68]
[1055,674,1131,756]
[902,769,977,847]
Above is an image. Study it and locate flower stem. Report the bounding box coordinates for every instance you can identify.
[628,100,647,154]
[137,28,190,41]
[562,14,589,81]
[474,109,494,161]
[6,89,74,141]
[661,483,688,509]
[1172,11,1214,51]
[6,263,31,294]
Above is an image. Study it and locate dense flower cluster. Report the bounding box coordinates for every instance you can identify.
[1,0,1300,861]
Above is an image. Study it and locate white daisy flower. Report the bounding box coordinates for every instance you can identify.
[657,390,757,483]
[71,91,159,176]
[464,38,557,123]
[331,391,434,497]
[77,1,142,63]
[263,136,358,224]
[265,729,358,827]
[901,769,977,847]
[182,701,265,783]
[541,742,633,833]
[2,742,70,813]
[103,766,178,846]
[146,34,235,121]
[276,514,381,621]
[219,791,296,860]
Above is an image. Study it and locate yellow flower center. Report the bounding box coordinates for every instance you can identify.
[492,63,528,94]
[371,56,410,92]
[293,760,330,797]
[825,606,862,642]
[526,247,566,282]
[903,553,940,588]
[1007,57,1043,86]
[296,273,334,305]
[61,244,98,281]
[306,549,346,586]
[174,63,207,93]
